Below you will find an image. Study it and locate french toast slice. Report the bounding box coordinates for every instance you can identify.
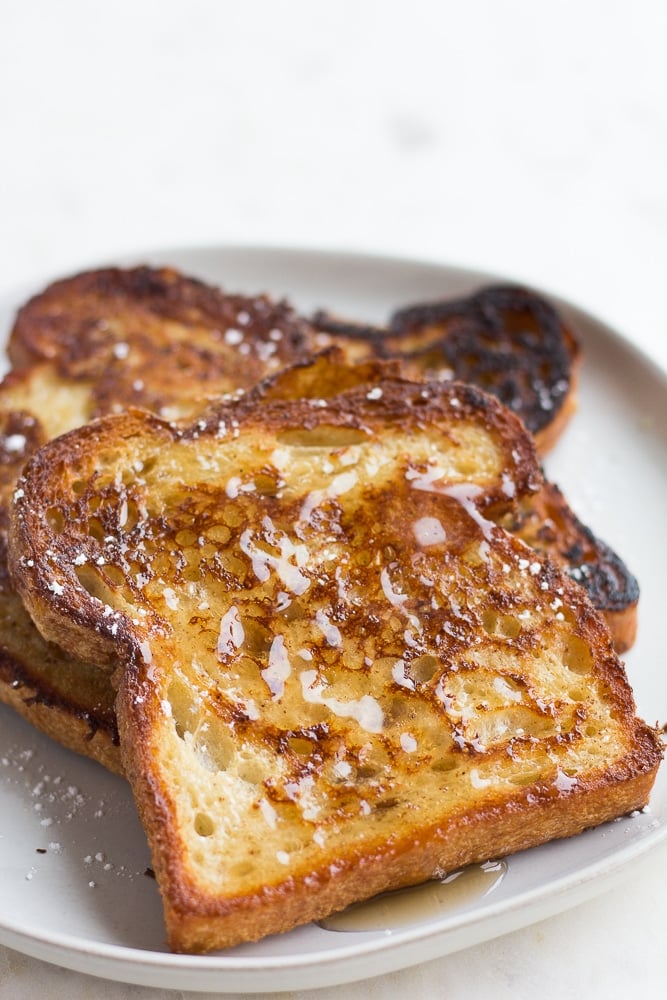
[314,285,580,454]
[9,380,662,952]
[7,265,319,420]
[0,551,120,772]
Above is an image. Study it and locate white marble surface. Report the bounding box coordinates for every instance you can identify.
[1,0,666,996]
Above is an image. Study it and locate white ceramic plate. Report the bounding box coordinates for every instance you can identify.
[0,247,665,994]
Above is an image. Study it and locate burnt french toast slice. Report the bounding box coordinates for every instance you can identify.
[388,285,580,454]
[9,380,662,952]
[314,284,580,454]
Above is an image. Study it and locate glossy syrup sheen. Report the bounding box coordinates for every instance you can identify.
[318,860,507,933]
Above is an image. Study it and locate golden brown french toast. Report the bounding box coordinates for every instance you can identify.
[314,284,580,454]
[9,380,661,952]
[7,265,319,420]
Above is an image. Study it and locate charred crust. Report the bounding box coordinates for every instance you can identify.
[562,536,640,612]
[501,479,640,618]
[388,285,578,436]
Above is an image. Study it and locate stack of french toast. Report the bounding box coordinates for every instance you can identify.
[0,266,661,953]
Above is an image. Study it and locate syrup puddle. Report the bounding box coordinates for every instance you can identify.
[318,860,507,933]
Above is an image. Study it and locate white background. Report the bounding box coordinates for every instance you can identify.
[1,1,666,996]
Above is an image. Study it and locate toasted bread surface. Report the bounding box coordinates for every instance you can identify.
[389,286,581,454]
[8,381,661,952]
[10,379,540,665]
[8,266,319,420]
[250,352,639,652]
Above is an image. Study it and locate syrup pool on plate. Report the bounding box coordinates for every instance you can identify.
[318,860,507,933]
